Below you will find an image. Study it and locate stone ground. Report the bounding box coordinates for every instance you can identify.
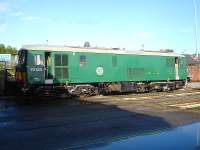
[1,85,200,150]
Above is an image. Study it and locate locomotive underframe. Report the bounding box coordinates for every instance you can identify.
[21,80,186,96]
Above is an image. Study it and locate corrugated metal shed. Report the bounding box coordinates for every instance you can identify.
[185,54,200,82]
[188,65,200,82]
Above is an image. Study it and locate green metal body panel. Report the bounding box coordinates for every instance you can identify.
[68,52,186,83]
[25,50,187,85]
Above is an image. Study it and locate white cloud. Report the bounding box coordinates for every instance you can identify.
[21,16,40,21]
[0,2,10,12]
[10,11,24,16]
[136,32,154,39]
[0,23,7,32]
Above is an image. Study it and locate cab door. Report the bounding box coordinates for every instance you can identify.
[44,52,53,84]
[175,57,179,80]
[53,52,69,84]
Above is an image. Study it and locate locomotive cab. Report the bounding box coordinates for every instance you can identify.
[16,49,47,86]
[16,48,69,87]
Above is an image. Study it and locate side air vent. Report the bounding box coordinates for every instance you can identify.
[127,68,144,78]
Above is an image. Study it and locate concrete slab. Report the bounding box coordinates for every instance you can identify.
[187,82,200,89]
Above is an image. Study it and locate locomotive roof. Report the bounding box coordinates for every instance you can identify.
[21,45,185,57]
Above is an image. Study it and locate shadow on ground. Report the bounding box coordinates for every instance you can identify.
[0,96,172,150]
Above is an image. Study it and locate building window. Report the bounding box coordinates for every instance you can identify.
[80,55,86,66]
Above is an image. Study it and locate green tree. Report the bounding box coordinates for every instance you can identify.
[0,44,17,54]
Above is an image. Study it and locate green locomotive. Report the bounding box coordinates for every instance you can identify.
[16,45,187,96]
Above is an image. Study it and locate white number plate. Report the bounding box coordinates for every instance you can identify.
[30,68,43,72]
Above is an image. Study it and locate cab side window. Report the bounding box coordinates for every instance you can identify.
[34,54,43,65]
[54,54,61,66]
[80,55,86,66]
[18,50,26,65]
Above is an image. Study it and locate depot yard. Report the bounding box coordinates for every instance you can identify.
[1,85,200,150]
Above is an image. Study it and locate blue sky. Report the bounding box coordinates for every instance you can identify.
[0,0,199,53]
